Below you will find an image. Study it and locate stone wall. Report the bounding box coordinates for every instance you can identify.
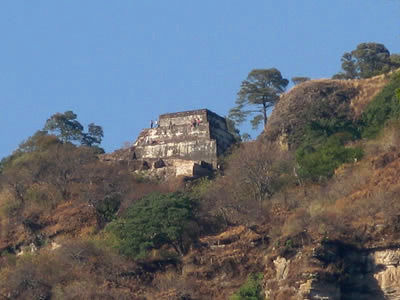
[102,109,235,178]
[132,109,235,171]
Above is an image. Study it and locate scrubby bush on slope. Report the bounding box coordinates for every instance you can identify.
[360,72,400,138]
[0,133,125,220]
[0,240,137,299]
[230,273,264,300]
[295,72,400,181]
[296,133,363,181]
[107,192,198,259]
[195,142,294,226]
[0,129,173,255]
[294,101,362,181]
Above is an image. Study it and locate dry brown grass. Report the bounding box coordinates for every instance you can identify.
[268,139,400,245]
[363,120,400,156]
[348,74,388,117]
[0,240,142,300]
[286,74,388,118]
[197,141,294,227]
[263,74,388,150]
[150,270,199,299]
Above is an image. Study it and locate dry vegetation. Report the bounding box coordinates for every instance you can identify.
[1,73,400,299]
[0,240,147,299]
[264,74,389,149]
[266,120,400,249]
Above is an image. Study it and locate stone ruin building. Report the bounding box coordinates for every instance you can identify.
[101,109,236,178]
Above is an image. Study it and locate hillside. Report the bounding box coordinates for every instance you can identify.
[263,74,388,150]
[1,71,400,299]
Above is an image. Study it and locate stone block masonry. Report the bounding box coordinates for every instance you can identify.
[101,109,235,178]
[130,109,235,177]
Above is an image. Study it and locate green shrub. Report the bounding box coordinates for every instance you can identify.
[188,177,213,199]
[296,133,363,181]
[360,72,400,138]
[96,192,121,222]
[230,273,264,300]
[107,192,197,259]
[295,72,400,181]
[288,87,364,181]
[286,84,358,149]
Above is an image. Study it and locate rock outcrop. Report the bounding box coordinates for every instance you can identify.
[263,75,388,150]
[264,241,400,300]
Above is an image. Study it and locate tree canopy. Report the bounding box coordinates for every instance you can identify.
[333,42,397,79]
[230,273,264,300]
[291,76,310,85]
[44,111,103,147]
[44,111,84,143]
[229,68,288,129]
[107,192,197,258]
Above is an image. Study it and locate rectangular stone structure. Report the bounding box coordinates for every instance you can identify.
[133,109,235,169]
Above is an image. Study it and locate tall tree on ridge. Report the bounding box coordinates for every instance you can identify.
[333,42,395,79]
[44,111,84,143]
[229,68,288,130]
[44,111,103,147]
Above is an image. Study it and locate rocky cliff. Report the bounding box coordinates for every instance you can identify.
[265,241,400,299]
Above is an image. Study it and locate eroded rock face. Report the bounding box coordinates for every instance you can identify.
[181,225,266,299]
[264,242,400,300]
[298,279,341,300]
[273,256,290,281]
[372,249,400,299]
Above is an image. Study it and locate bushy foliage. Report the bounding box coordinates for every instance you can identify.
[226,117,242,142]
[44,110,104,147]
[333,42,395,79]
[229,68,289,129]
[107,192,197,259]
[227,142,293,202]
[96,192,121,222]
[360,72,400,138]
[230,273,264,300]
[296,133,363,181]
[193,142,295,228]
[1,138,95,210]
[0,240,137,300]
[291,76,310,85]
[295,72,400,181]
[0,131,138,242]
[293,90,362,181]
[276,83,358,149]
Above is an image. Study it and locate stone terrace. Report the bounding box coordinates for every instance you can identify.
[102,109,236,178]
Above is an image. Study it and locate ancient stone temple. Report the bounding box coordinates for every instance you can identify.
[102,109,236,178]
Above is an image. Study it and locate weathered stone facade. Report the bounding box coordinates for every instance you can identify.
[102,109,236,178]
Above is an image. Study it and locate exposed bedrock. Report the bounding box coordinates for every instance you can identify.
[265,241,400,299]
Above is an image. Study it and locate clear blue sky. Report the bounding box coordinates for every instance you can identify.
[1,1,399,159]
